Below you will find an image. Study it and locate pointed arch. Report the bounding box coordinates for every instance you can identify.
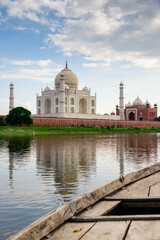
[45,98,51,114]
[79,98,87,114]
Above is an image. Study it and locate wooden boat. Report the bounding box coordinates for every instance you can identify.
[9,162,160,240]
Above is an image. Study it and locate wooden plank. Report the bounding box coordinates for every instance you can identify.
[46,222,95,240]
[125,220,160,240]
[70,164,160,216]
[78,200,120,217]
[8,204,73,240]
[104,197,160,202]
[113,171,160,198]
[80,221,130,240]
[149,181,160,197]
[9,163,160,240]
[69,215,160,222]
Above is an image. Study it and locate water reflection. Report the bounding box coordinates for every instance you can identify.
[2,135,33,188]
[35,135,96,197]
[0,133,160,240]
[116,134,158,174]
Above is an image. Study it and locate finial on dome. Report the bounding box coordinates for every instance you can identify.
[66,61,68,68]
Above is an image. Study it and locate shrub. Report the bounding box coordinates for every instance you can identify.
[6,107,33,126]
[0,116,6,126]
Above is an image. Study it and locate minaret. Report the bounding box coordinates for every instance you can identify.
[60,73,65,114]
[9,82,14,111]
[119,82,124,120]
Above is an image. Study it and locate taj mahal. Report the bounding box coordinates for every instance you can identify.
[36,62,96,117]
[35,62,119,120]
[9,63,158,121]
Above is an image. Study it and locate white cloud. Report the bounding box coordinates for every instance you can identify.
[39,46,46,50]
[83,63,98,68]
[1,0,160,68]
[4,59,55,67]
[45,0,160,69]
[64,51,72,57]
[0,58,62,83]
[14,26,27,31]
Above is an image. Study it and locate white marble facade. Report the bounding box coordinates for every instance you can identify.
[36,63,96,117]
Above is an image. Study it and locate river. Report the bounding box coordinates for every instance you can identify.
[0,133,160,239]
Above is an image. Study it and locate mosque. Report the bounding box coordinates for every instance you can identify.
[9,63,158,121]
[116,96,157,121]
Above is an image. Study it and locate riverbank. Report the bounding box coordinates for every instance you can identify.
[0,126,160,135]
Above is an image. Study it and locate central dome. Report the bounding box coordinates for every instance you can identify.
[55,65,78,90]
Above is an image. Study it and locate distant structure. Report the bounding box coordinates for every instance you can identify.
[124,97,157,121]
[9,82,14,111]
[116,88,158,121]
[36,62,97,117]
[119,82,124,120]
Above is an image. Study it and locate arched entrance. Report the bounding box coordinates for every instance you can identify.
[79,98,87,114]
[129,112,135,120]
[45,98,51,114]
[139,117,143,121]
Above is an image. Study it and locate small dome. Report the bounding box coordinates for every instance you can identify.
[55,65,78,90]
[111,111,115,115]
[44,86,51,91]
[65,84,69,90]
[144,100,151,107]
[126,101,132,107]
[132,96,144,106]
[82,85,89,91]
[10,82,14,86]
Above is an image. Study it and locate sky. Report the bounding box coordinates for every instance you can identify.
[0,0,160,115]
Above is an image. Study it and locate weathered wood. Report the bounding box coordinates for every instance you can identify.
[69,215,160,222]
[78,200,120,217]
[125,220,160,240]
[46,222,95,240]
[8,204,73,240]
[104,197,160,202]
[149,181,160,197]
[80,221,130,240]
[9,163,160,240]
[113,171,160,198]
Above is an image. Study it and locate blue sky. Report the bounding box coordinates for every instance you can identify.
[1,0,160,115]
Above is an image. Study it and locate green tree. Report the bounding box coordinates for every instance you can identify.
[6,107,33,126]
[0,116,6,126]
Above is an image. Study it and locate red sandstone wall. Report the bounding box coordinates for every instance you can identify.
[32,116,160,128]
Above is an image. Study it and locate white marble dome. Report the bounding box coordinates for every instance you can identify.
[126,101,132,107]
[55,66,78,89]
[132,96,144,106]
[65,84,69,90]
[82,85,89,92]
[44,86,51,91]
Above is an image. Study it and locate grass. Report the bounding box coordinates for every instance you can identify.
[0,126,160,135]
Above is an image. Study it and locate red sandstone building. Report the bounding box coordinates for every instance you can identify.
[116,96,157,121]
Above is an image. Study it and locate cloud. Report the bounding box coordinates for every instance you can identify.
[83,63,98,68]
[45,0,160,69]
[14,26,27,31]
[4,59,55,67]
[0,58,62,83]
[1,0,160,68]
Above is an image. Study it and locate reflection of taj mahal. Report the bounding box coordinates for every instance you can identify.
[36,62,96,117]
